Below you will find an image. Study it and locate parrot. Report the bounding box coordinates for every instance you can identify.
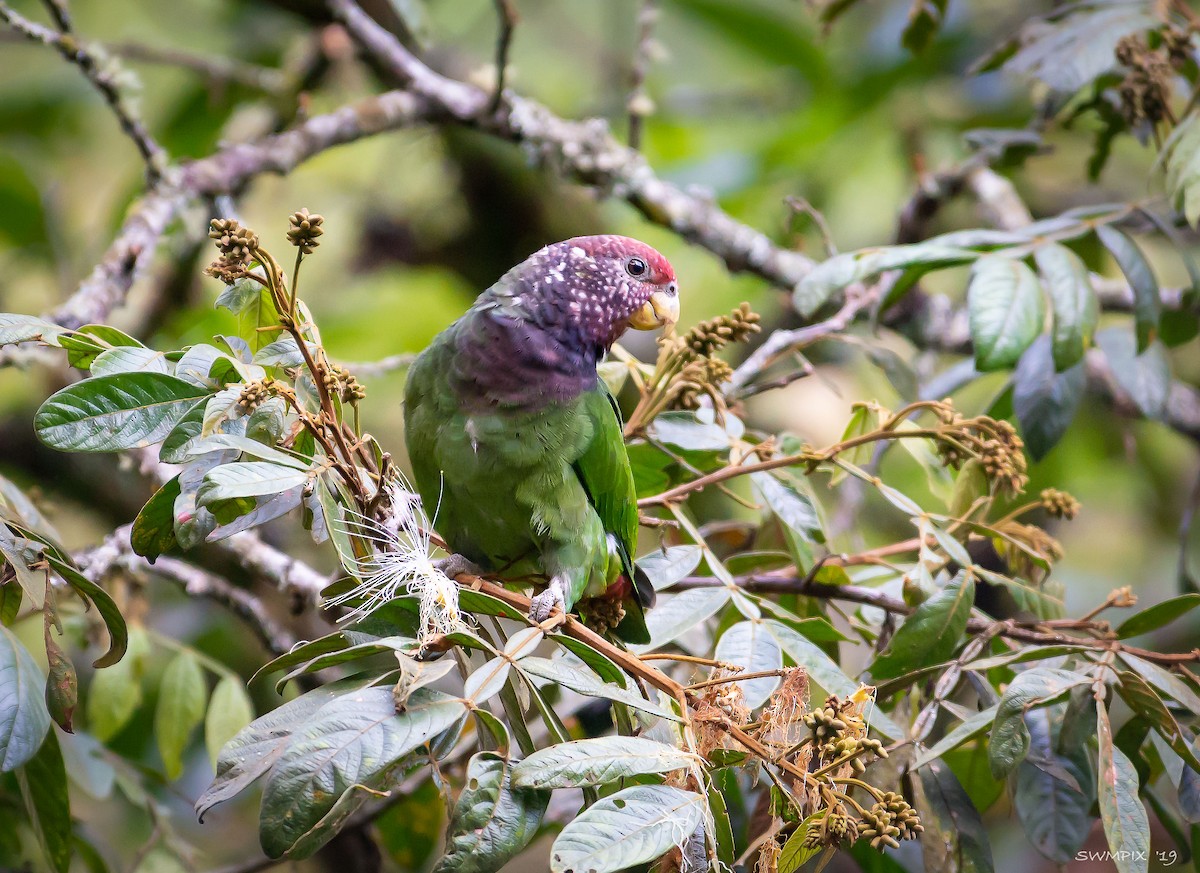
[402,235,680,643]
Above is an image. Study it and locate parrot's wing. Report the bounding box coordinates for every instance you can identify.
[572,387,656,612]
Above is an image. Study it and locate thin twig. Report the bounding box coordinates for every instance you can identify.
[490,0,517,113]
[626,0,658,150]
[0,1,167,182]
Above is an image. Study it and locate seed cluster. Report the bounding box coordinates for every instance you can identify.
[928,401,1029,496]
[1040,488,1080,519]
[205,218,261,285]
[236,380,272,415]
[287,208,325,254]
[323,362,367,404]
[577,596,626,636]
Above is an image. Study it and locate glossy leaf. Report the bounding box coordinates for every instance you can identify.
[914,705,998,768]
[0,624,51,772]
[512,736,697,789]
[1097,704,1151,873]
[1095,329,1170,420]
[549,785,706,873]
[968,255,1044,371]
[0,313,64,346]
[258,687,466,858]
[635,587,729,652]
[990,667,1088,778]
[1095,226,1160,351]
[713,620,783,708]
[1117,593,1200,639]
[869,574,974,680]
[636,545,702,592]
[48,558,127,668]
[1034,243,1097,370]
[515,657,682,721]
[199,462,310,501]
[131,475,181,561]
[35,373,209,452]
[90,346,172,377]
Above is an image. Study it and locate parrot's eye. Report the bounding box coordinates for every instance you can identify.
[625,257,648,277]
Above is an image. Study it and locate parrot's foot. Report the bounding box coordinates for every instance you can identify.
[529,579,568,629]
[434,554,485,581]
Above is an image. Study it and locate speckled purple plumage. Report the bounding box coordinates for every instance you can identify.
[445,235,676,409]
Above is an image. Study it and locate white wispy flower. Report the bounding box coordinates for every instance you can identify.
[324,479,464,641]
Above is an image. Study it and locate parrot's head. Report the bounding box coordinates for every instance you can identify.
[508,234,679,353]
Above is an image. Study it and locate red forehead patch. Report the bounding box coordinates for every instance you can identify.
[566,234,675,283]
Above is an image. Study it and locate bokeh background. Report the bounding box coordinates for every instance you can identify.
[1,0,1197,870]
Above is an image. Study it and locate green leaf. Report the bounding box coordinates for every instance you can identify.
[1115,670,1200,773]
[761,619,901,739]
[1034,243,1097,370]
[131,476,182,561]
[435,751,548,873]
[902,0,947,53]
[0,625,51,772]
[634,587,730,652]
[35,373,209,452]
[0,525,46,608]
[512,737,697,789]
[549,785,706,873]
[752,472,824,545]
[197,677,372,820]
[186,434,314,470]
[48,557,128,668]
[636,546,702,592]
[990,667,1089,778]
[86,627,146,742]
[1095,226,1160,351]
[90,346,172,377]
[199,462,310,501]
[217,278,280,353]
[59,325,143,369]
[0,313,64,346]
[1015,704,1095,863]
[155,651,208,780]
[515,657,682,721]
[914,758,994,872]
[259,687,466,858]
[870,574,974,680]
[1013,335,1086,460]
[1095,329,1171,420]
[1167,113,1200,228]
[968,255,1045,371]
[1097,704,1151,873]
[1179,737,1200,823]
[15,730,71,873]
[205,675,254,769]
[914,705,999,768]
[794,242,978,318]
[1117,593,1200,639]
[713,620,783,708]
[1120,654,1200,715]
[778,817,820,873]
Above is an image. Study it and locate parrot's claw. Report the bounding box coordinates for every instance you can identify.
[434,554,484,581]
[529,579,568,628]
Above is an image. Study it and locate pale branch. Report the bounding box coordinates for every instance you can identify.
[673,572,1200,665]
[108,41,290,93]
[31,88,434,335]
[75,524,299,656]
[626,0,658,151]
[327,0,818,288]
[0,0,167,181]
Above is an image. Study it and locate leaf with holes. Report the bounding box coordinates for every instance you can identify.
[513,737,697,790]
[259,687,466,858]
[434,751,548,873]
[550,785,707,873]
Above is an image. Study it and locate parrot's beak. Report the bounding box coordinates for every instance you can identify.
[629,288,680,330]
